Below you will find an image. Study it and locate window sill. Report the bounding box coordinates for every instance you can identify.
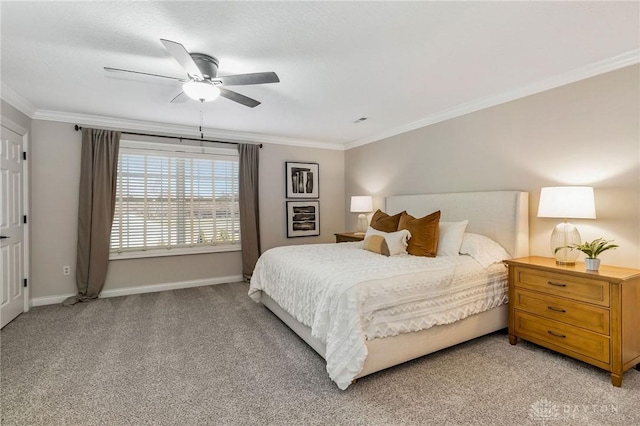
[109,244,241,260]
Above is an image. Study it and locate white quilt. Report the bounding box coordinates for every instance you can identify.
[248,242,507,390]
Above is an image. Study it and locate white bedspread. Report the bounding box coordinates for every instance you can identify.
[248,242,507,390]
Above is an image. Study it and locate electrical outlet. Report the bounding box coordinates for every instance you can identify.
[63,266,71,276]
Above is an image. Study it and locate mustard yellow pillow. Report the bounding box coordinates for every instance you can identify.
[370,209,404,233]
[398,210,441,257]
[362,235,391,257]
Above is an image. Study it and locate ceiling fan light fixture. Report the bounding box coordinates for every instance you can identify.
[182,81,220,102]
[105,39,277,107]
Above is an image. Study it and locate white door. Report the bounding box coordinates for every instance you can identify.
[1,125,25,328]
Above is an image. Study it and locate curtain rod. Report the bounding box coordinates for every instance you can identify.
[73,125,262,148]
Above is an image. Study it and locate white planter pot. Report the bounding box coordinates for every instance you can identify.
[585,258,600,271]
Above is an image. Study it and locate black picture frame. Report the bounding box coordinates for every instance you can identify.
[285,162,319,199]
[286,200,320,238]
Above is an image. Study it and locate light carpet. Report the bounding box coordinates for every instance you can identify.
[1,282,638,425]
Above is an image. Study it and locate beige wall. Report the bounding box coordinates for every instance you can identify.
[29,120,344,299]
[30,121,80,298]
[13,64,640,301]
[259,143,345,252]
[345,65,640,268]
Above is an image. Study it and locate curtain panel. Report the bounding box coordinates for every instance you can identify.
[63,128,120,306]
[238,144,261,281]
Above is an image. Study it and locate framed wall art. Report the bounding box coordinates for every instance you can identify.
[286,200,320,238]
[285,162,319,199]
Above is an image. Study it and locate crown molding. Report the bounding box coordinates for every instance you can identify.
[345,49,640,150]
[4,49,638,152]
[32,109,345,151]
[1,83,37,118]
[1,83,343,150]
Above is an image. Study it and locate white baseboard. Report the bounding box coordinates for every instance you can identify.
[31,294,76,307]
[30,275,244,307]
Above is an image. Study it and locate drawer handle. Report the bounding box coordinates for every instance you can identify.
[547,306,567,313]
[547,330,566,338]
[547,281,567,288]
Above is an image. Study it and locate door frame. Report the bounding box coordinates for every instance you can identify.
[1,116,30,313]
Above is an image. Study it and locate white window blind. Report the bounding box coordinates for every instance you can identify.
[110,144,240,256]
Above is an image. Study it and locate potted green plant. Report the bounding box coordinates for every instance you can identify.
[555,238,618,271]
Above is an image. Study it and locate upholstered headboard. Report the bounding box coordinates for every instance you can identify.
[385,191,529,258]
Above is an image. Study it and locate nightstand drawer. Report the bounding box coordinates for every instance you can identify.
[514,311,610,364]
[514,289,610,335]
[514,267,610,307]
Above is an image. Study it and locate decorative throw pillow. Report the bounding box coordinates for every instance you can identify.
[370,209,405,233]
[364,227,411,256]
[437,220,469,256]
[362,235,391,257]
[460,233,511,268]
[398,210,441,257]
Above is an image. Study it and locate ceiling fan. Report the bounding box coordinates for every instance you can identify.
[105,39,279,108]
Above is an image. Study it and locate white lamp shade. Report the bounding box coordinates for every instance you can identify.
[537,186,596,219]
[182,81,221,102]
[350,196,373,213]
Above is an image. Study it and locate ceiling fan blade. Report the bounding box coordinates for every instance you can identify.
[216,72,280,86]
[170,91,190,103]
[219,88,261,108]
[104,67,185,81]
[160,39,203,80]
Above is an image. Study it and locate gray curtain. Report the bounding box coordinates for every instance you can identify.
[238,144,261,281]
[63,128,120,306]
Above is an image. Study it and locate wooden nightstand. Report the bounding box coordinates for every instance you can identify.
[334,232,365,243]
[505,256,640,387]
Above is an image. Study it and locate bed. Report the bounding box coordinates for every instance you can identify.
[249,191,529,389]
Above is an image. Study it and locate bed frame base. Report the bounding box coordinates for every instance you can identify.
[260,292,508,381]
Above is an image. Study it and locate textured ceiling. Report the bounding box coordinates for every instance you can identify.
[1,1,639,149]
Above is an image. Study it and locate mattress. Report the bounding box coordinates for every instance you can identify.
[249,241,508,389]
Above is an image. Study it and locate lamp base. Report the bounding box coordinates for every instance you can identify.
[550,221,581,265]
[356,213,368,234]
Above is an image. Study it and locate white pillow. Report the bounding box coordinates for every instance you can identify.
[460,233,512,268]
[437,220,469,256]
[364,227,411,256]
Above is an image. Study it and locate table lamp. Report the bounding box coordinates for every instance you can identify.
[537,186,596,265]
[350,195,373,234]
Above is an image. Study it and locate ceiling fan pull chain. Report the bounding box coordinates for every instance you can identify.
[200,106,204,140]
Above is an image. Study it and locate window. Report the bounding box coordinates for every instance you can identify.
[110,141,240,258]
